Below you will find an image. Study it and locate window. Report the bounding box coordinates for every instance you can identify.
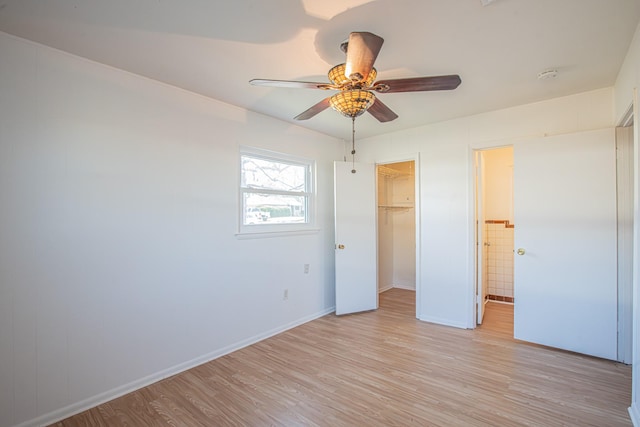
[239,148,315,234]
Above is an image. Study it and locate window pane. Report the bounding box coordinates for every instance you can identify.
[241,156,307,192]
[243,193,307,225]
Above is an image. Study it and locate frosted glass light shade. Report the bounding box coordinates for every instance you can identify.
[329,90,376,118]
[328,64,377,86]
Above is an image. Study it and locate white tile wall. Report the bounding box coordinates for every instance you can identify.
[484,223,514,298]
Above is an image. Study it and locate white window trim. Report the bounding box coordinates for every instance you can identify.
[237,146,318,237]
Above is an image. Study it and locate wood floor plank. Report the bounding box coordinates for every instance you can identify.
[52,290,631,426]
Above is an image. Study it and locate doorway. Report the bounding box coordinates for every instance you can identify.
[471,130,626,360]
[377,160,416,315]
[474,147,514,329]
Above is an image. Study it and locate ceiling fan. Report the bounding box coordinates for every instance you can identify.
[250,32,462,122]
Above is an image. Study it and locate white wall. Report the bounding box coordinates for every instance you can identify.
[356,87,614,329]
[390,168,416,290]
[377,162,416,291]
[377,175,394,292]
[482,147,513,224]
[614,21,640,427]
[0,32,342,427]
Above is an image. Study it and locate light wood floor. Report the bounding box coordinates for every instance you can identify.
[52,289,631,426]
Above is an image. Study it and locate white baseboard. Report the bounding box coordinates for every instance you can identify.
[419,314,468,329]
[629,403,640,426]
[393,284,416,291]
[19,306,336,427]
[379,284,416,293]
[378,284,393,293]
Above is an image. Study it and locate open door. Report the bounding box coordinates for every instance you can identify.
[513,128,617,360]
[334,161,377,315]
[475,151,486,324]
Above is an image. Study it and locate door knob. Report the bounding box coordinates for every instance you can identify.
[516,248,525,256]
[337,244,345,250]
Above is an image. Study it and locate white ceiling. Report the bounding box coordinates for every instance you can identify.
[1,0,639,140]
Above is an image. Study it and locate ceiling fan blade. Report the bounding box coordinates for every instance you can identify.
[294,97,331,120]
[344,32,384,82]
[367,98,398,122]
[374,75,462,93]
[250,79,333,90]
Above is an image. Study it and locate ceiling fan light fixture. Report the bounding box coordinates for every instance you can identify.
[328,64,377,87]
[328,64,350,85]
[250,31,460,123]
[329,90,376,118]
[363,67,377,86]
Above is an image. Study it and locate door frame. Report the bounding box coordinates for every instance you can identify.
[616,104,634,364]
[376,153,421,319]
[474,150,486,325]
[468,141,518,329]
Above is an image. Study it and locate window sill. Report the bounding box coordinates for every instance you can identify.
[235,228,321,239]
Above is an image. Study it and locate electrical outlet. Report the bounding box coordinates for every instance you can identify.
[304,264,310,274]
[283,289,289,300]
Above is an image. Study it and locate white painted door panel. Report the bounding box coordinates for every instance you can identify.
[513,128,617,360]
[476,151,486,325]
[334,161,377,315]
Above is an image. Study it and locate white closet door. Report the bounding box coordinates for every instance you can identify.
[334,161,378,315]
[513,128,617,360]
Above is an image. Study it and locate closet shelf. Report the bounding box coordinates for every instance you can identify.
[378,204,414,211]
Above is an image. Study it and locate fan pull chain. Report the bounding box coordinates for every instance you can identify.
[351,117,357,173]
